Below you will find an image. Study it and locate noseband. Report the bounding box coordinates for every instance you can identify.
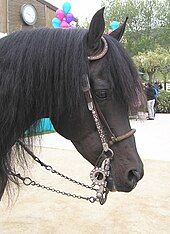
[82,36,136,204]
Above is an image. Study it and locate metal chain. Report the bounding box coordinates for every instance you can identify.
[9,171,96,203]
[17,140,96,191]
[31,154,97,191]
[9,141,98,203]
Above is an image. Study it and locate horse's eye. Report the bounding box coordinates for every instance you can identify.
[94,90,107,99]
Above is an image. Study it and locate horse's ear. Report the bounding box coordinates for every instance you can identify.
[109,17,128,41]
[86,8,105,51]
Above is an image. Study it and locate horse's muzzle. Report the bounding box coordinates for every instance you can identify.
[107,170,141,192]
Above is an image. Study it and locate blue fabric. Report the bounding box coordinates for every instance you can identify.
[25,118,55,136]
[153,87,159,98]
[38,118,55,133]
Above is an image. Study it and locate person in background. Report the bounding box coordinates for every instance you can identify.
[154,79,163,97]
[154,80,163,92]
[153,80,163,115]
[145,82,157,120]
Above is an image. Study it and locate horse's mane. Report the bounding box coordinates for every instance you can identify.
[0,27,88,118]
[0,27,144,201]
[0,28,89,200]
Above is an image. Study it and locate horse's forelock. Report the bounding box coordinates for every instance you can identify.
[104,35,145,112]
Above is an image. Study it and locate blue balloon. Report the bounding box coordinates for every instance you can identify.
[62,2,71,14]
[110,21,120,30]
[52,18,61,28]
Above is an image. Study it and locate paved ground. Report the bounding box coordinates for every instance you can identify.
[0,114,170,234]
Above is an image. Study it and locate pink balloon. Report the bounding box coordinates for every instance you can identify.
[60,20,70,28]
[108,29,113,34]
[56,9,65,21]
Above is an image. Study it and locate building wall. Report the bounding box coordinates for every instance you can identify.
[8,0,46,32]
[0,0,7,33]
[45,5,56,28]
[0,0,57,34]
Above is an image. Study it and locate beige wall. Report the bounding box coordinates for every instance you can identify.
[0,0,7,33]
[8,0,46,33]
[45,5,55,28]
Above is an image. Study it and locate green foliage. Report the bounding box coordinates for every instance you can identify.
[102,0,170,55]
[133,47,170,82]
[134,50,160,76]
[156,91,170,113]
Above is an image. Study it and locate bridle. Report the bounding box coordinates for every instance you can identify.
[86,37,135,148]
[82,73,135,202]
[82,36,136,203]
[85,36,135,151]
[82,73,136,151]
[9,36,136,205]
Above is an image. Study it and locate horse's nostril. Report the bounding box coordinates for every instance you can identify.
[127,170,140,189]
[132,170,141,181]
[128,170,140,182]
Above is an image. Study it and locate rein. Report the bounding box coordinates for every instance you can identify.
[9,36,136,205]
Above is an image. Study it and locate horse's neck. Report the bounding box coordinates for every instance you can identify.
[0,99,48,154]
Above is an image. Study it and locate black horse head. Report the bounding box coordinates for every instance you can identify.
[52,8,145,192]
[0,8,144,201]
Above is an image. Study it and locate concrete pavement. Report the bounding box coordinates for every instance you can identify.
[0,114,170,234]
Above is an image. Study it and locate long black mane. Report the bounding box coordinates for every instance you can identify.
[0,28,88,118]
[0,28,89,198]
[0,27,144,199]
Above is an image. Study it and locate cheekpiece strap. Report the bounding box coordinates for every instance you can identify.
[82,74,109,152]
[82,74,93,111]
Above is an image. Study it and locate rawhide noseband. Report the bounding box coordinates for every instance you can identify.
[9,36,136,205]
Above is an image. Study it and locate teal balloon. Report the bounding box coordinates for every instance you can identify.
[110,21,120,30]
[52,17,61,28]
[62,2,71,14]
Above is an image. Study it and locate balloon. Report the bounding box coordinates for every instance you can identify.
[60,20,70,28]
[56,9,65,21]
[66,13,74,24]
[110,21,120,30]
[108,29,113,34]
[62,2,71,14]
[52,18,61,28]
